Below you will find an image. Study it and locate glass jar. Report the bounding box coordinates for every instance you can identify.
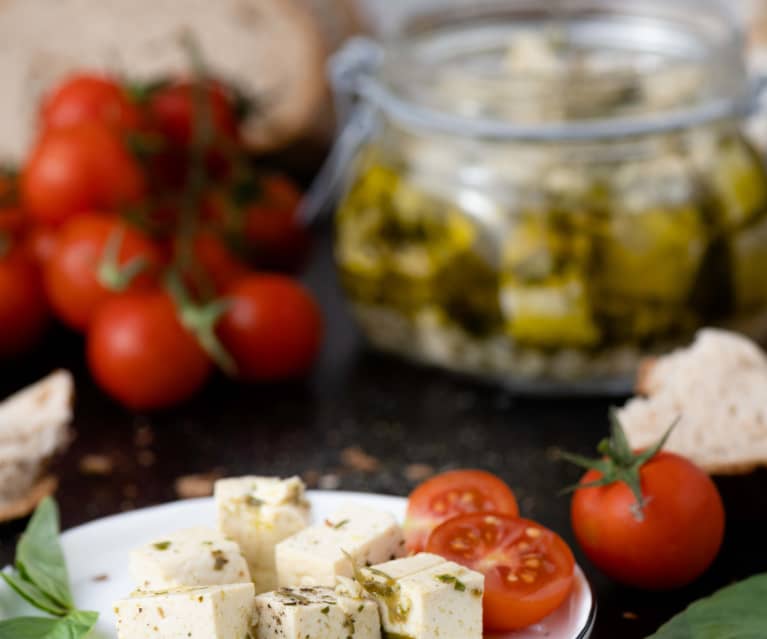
[322,0,767,392]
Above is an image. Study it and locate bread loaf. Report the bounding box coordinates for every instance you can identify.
[0,0,349,162]
[619,329,767,475]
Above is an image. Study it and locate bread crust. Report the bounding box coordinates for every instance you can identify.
[619,329,767,476]
[0,475,57,523]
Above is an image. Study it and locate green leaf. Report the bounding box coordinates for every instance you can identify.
[0,573,68,616]
[16,498,73,610]
[0,610,98,639]
[648,573,767,638]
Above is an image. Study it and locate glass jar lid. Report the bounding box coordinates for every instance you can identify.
[332,0,761,142]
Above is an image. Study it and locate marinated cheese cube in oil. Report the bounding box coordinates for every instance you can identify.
[255,586,380,639]
[215,476,311,593]
[129,526,250,591]
[114,582,256,639]
[276,503,405,587]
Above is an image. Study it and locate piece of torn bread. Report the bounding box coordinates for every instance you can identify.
[0,0,337,163]
[618,329,767,475]
[0,370,74,520]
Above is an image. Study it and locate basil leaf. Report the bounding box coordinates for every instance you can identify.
[0,572,68,616]
[0,610,98,639]
[648,573,767,638]
[15,497,73,610]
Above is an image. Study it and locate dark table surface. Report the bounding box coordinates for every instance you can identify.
[0,230,765,639]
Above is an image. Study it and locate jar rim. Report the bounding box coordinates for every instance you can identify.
[331,0,760,142]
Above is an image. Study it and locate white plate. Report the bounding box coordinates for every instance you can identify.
[0,491,595,639]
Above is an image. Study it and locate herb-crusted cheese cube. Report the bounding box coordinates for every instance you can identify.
[114,583,256,639]
[275,503,406,587]
[129,527,250,591]
[360,555,484,639]
[215,476,311,592]
[255,586,380,639]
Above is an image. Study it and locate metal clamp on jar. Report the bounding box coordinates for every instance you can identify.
[307,0,767,394]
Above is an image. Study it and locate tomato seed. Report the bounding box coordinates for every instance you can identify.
[520,572,536,583]
[524,558,541,568]
[525,527,542,538]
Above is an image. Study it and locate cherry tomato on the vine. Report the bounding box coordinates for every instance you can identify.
[41,73,142,134]
[45,214,163,331]
[571,450,724,590]
[21,122,146,225]
[217,275,322,381]
[87,291,212,410]
[184,231,250,298]
[23,225,59,266]
[0,245,48,357]
[148,80,239,148]
[243,175,311,271]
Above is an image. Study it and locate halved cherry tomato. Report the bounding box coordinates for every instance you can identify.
[21,122,146,225]
[45,214,163,331]
[404,469,519,553]
[426,513,575,631]
[41,73,142,134]
[87,291,211,410]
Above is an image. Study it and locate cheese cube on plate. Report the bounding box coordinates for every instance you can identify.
[215,476,311,592]
[114,582,256,639]
[275,503,406,587]
[255,586,380,639]
[359,553,484,639]
[130,527,250,591]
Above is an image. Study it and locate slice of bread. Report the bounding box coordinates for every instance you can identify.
[0,370,74,520]
[0,0,331,162]
[618,329,767,475]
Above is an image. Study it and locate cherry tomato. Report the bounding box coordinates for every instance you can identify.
[0,172,16,204]
[87,291,211,410]
[41,73,142,134]
[243,175,311,271]
[186,231,250,297]
[148,80,238,148]
[0,245,48,357]
[404,469,519,553]
[45,214,163,331]
[21,122,146,226]
[426,513,575,631]
[0,174,27,241]
[23,225,59,266]
[0,207,27,242]
[571,451,724,590]
[217,275,322,381]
